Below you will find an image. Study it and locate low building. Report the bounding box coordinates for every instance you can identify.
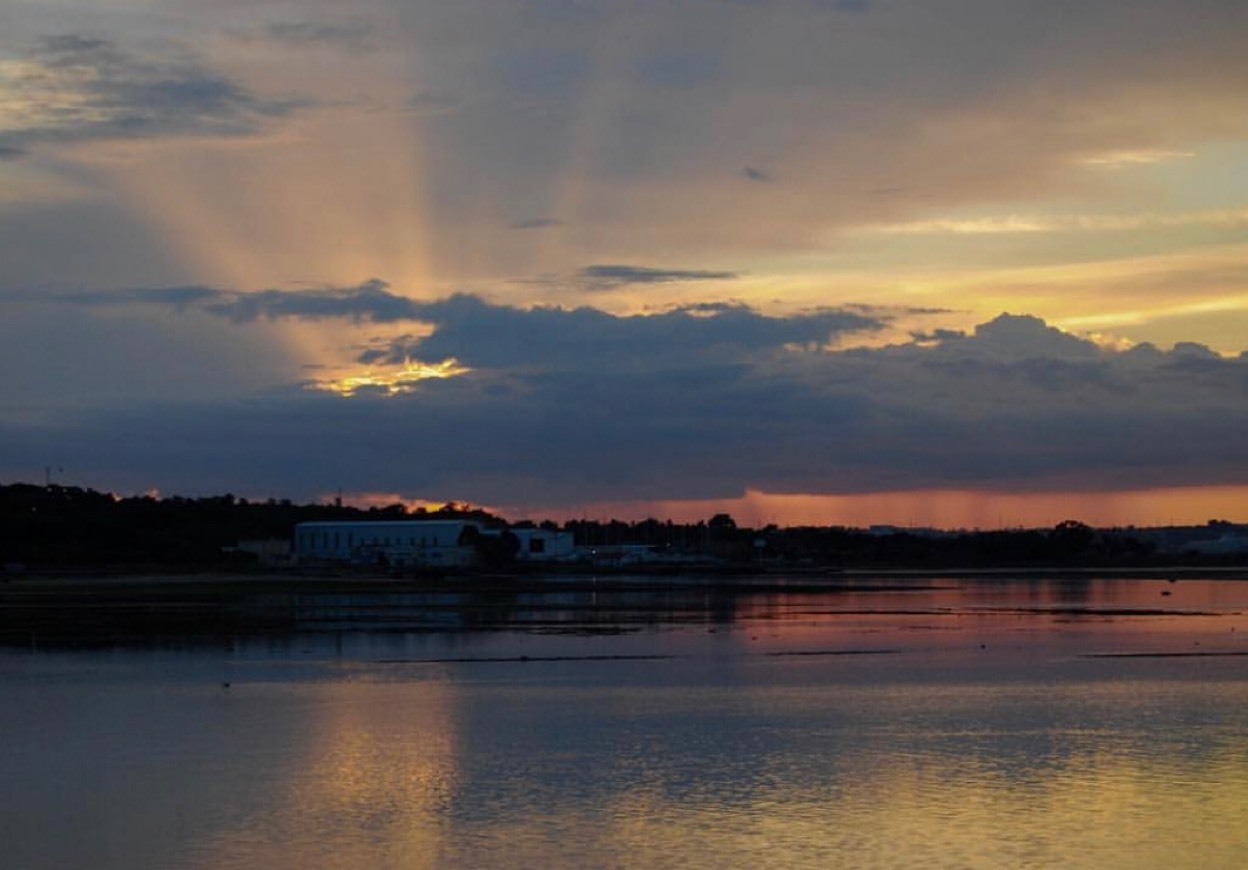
[225,538,293,567]
[294,520,485,568]
[511,528,577,562]
[577,543,670,566]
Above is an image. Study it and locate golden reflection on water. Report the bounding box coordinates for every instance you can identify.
[190,677,457,869]
[421,733,1248,868]
[180,673,1248,869]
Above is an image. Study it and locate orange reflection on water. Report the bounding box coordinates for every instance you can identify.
[720,579,1248,659]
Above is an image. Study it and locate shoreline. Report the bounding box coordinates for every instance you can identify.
[6,562,1248,589]
[3,565,1247,649]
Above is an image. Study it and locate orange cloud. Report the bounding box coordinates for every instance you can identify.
[540,486,1248,530]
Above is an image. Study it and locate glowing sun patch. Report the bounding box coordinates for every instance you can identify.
[309,358,470,397]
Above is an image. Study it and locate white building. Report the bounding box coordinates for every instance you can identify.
[294,520,485,568]
[511,527,577,562]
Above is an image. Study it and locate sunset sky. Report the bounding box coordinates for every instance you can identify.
[2,0,1247,528]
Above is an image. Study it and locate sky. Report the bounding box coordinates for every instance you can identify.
[2,0,1247,528]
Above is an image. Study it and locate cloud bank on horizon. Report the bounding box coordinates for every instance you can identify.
[3,282,1246,515]
[3,0,1248,521]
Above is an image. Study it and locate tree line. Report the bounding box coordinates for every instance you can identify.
[2,481,1234,571]
[0,483,498,568]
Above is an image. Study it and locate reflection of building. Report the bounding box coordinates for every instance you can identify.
[294,520,484,568]
[511,528,576,562]
[225,538,293,567]
[577,544,708,566]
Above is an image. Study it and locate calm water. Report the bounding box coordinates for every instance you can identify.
[3,575,1248,868]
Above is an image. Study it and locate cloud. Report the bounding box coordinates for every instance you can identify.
[861,208,1248,236]
[354,294,885,370]
[632,53,721,89]
[576,264,740,291]
[7,3,1248,508]
[42,280,880,364]
[0,35,307,158]
[408,90,461,115]
[1079,148,1196,168]
[406,0,1248,268]
[227,20,374,53]
[55,285,227,307]
[910,328,967,343]
[4,297,1245,506]
[510,217,564,230]
[48,279,420,322]
[202,280,421,323]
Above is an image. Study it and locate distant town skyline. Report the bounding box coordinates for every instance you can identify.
[2,1,1247,528]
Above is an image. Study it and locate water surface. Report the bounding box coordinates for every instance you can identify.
[3,575,1246,868]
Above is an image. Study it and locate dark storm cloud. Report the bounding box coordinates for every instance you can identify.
[404,312,1245,500]
[44,280,880,365]
[46,279,878,366]
[4,294,1246,506]
[9,310,1248,501]
[0,35,308,157]
[357,294,884,369]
